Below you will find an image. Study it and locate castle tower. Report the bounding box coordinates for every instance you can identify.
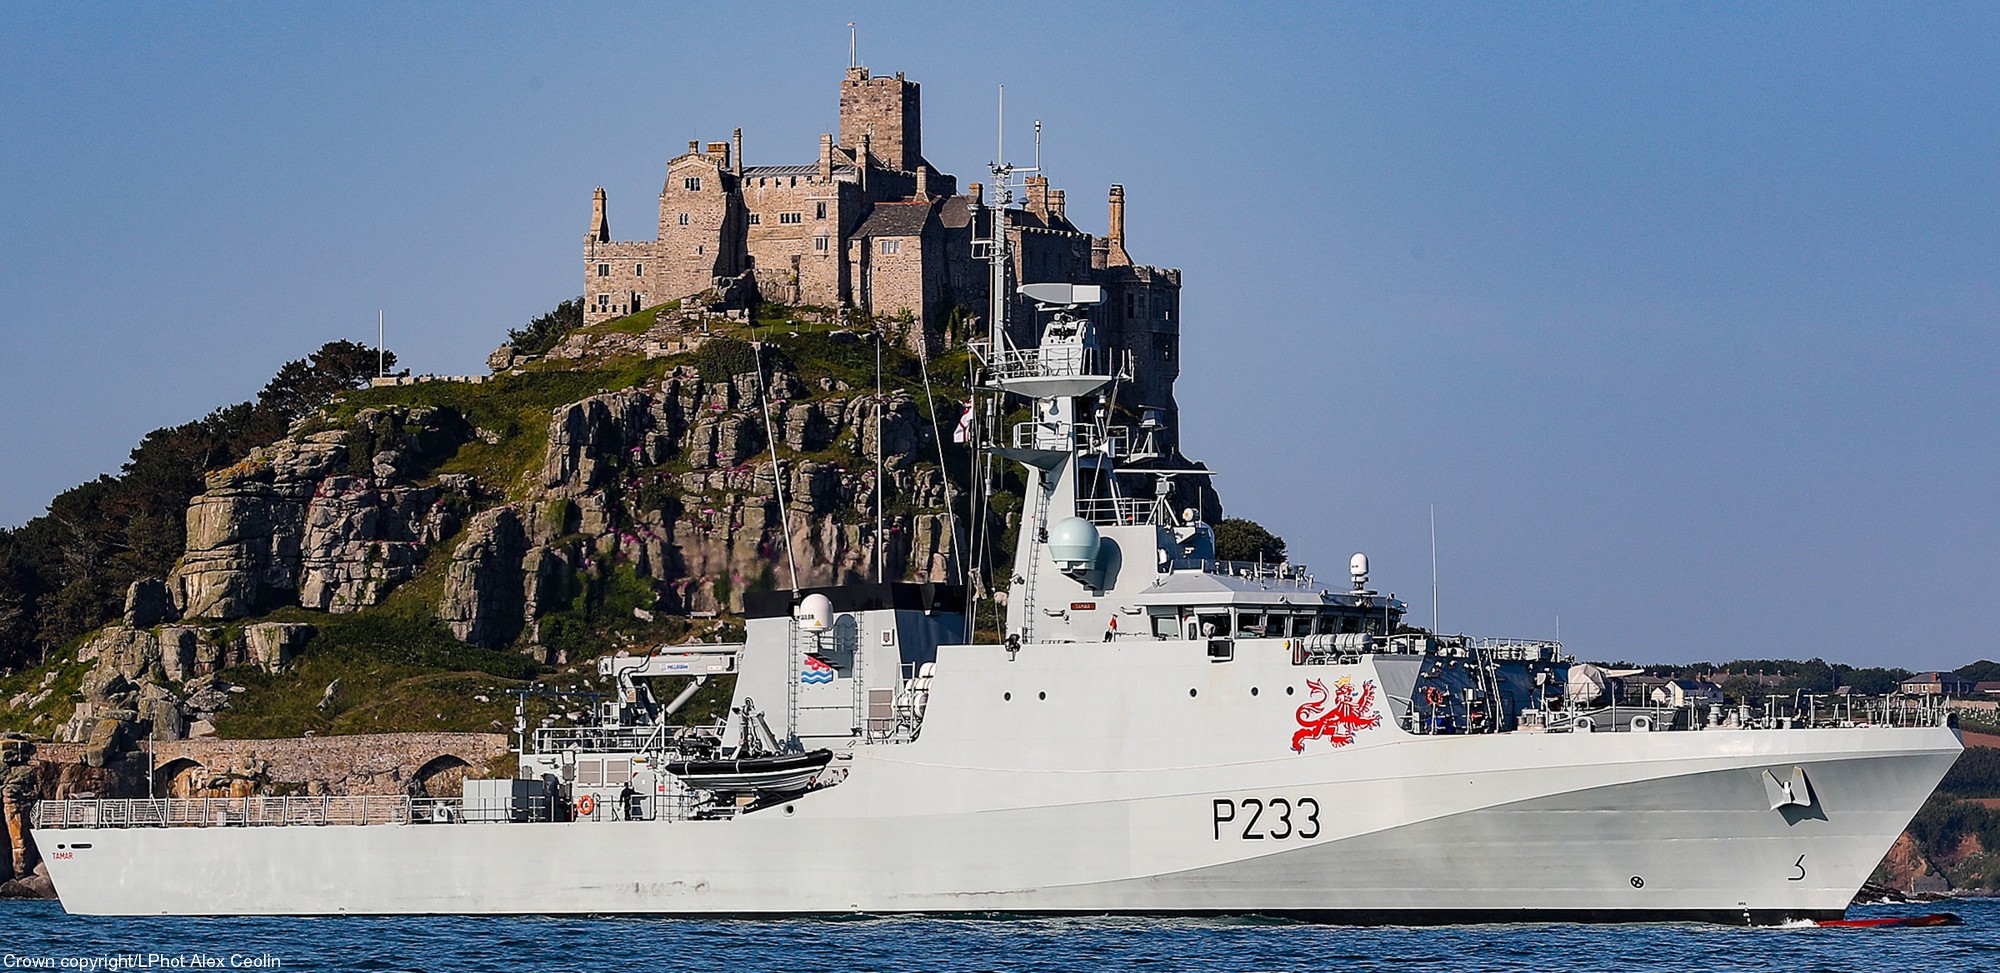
[590,187,610,243]
[839,66,922,172]
[1104,184,1132,267]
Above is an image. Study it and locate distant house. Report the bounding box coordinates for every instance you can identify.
[1649,678,1725,708]
[1900,671,1977,696]
[1976,681,2000,696]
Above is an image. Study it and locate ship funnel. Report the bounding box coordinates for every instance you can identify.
[1350,553,1370,589]
[796,593,833,632]
[1048,517,1103,578]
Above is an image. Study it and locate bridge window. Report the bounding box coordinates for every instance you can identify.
[1235,611,1268,638]
[1197,613,1229,638]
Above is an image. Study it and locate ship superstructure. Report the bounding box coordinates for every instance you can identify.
[32,177,1959,926]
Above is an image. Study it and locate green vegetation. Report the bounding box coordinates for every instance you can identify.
[1213,518,1287,563]
[505,297,584,357]
[0,297,995,743]
[0,341,394,670]
[325,359,672,500]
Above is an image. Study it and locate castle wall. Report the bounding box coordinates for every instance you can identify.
[583,241,664,324]
[849,229,941,350]
[655,153,741,301]
[741,172,855,308]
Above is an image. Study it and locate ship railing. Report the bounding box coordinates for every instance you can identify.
[1509,692,1953,735]
[1212,559,1318,589]
[974,343,1130,383]
[1076,496,1162,527]
[1007,422,1130,457]
[1467,637,1564,663]
[533,724,687,754]
[34,795,419,830]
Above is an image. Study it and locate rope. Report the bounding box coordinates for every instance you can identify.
[917,346,965,586]
[748,324,800,589]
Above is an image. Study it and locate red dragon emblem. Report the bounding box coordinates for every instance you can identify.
[1291,677,1382,752]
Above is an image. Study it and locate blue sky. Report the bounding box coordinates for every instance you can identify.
[1,3,1994,668]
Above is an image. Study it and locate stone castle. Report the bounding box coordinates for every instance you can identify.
[583,63,1187,440]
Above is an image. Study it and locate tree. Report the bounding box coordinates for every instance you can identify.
[507,297,584,357]
[1214,518,1287,563]
[256,340,395,424]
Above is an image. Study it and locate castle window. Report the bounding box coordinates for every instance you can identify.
[678,213,690,226]
[748,213,761,225]
[1125,294,1136,319]
[684,177,702,192]
[634,263,644,276]
[597,264,610,277]
[815,202,827,220]
[597,294,609,308]
[879,239,901,255]
[780,212,803,224]
[814,236,830,252]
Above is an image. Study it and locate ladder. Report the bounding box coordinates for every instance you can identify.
[785,618,801,750]
[1015,476,1052,643]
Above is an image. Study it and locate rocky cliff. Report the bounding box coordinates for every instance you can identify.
[15,304,975,752]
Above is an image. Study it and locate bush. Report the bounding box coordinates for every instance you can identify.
[1214,518,1287,563]
[507,297,584,357]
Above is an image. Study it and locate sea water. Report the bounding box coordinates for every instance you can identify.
[5,898,1997,972]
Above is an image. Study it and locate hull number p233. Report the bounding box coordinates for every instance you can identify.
[1212,797,1321,840]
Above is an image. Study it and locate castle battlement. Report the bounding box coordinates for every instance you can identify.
[580,65,1183,437]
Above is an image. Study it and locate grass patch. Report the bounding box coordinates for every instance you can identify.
[325,361,672,499]
[0,644,93,738]
[585,302,676,336]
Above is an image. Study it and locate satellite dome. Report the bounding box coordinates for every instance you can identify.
[1048,517,1102,577]
[796,592,833,632]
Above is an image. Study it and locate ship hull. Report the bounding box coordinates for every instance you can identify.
[38,723,1958,921]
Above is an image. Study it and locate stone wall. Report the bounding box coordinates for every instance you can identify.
[583,239,663,322]
[32,732,508,798]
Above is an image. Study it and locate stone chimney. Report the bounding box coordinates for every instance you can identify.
[858,133,871,191]
[1049,188,1066,221]
[590,187,609,242]
[1025,175,1049,217]
[967,181,983,204]
[732,127,743,177]
[687,139,700,157]
[819,133,834,181]
[916,165,929,198]
[1105,184,1131,266]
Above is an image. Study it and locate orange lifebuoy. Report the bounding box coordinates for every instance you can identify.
[1422,686,1447,707]
[576,794,596,816]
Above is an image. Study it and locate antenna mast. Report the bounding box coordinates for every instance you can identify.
[848,23,857,68]
[1430,504,1439,635]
